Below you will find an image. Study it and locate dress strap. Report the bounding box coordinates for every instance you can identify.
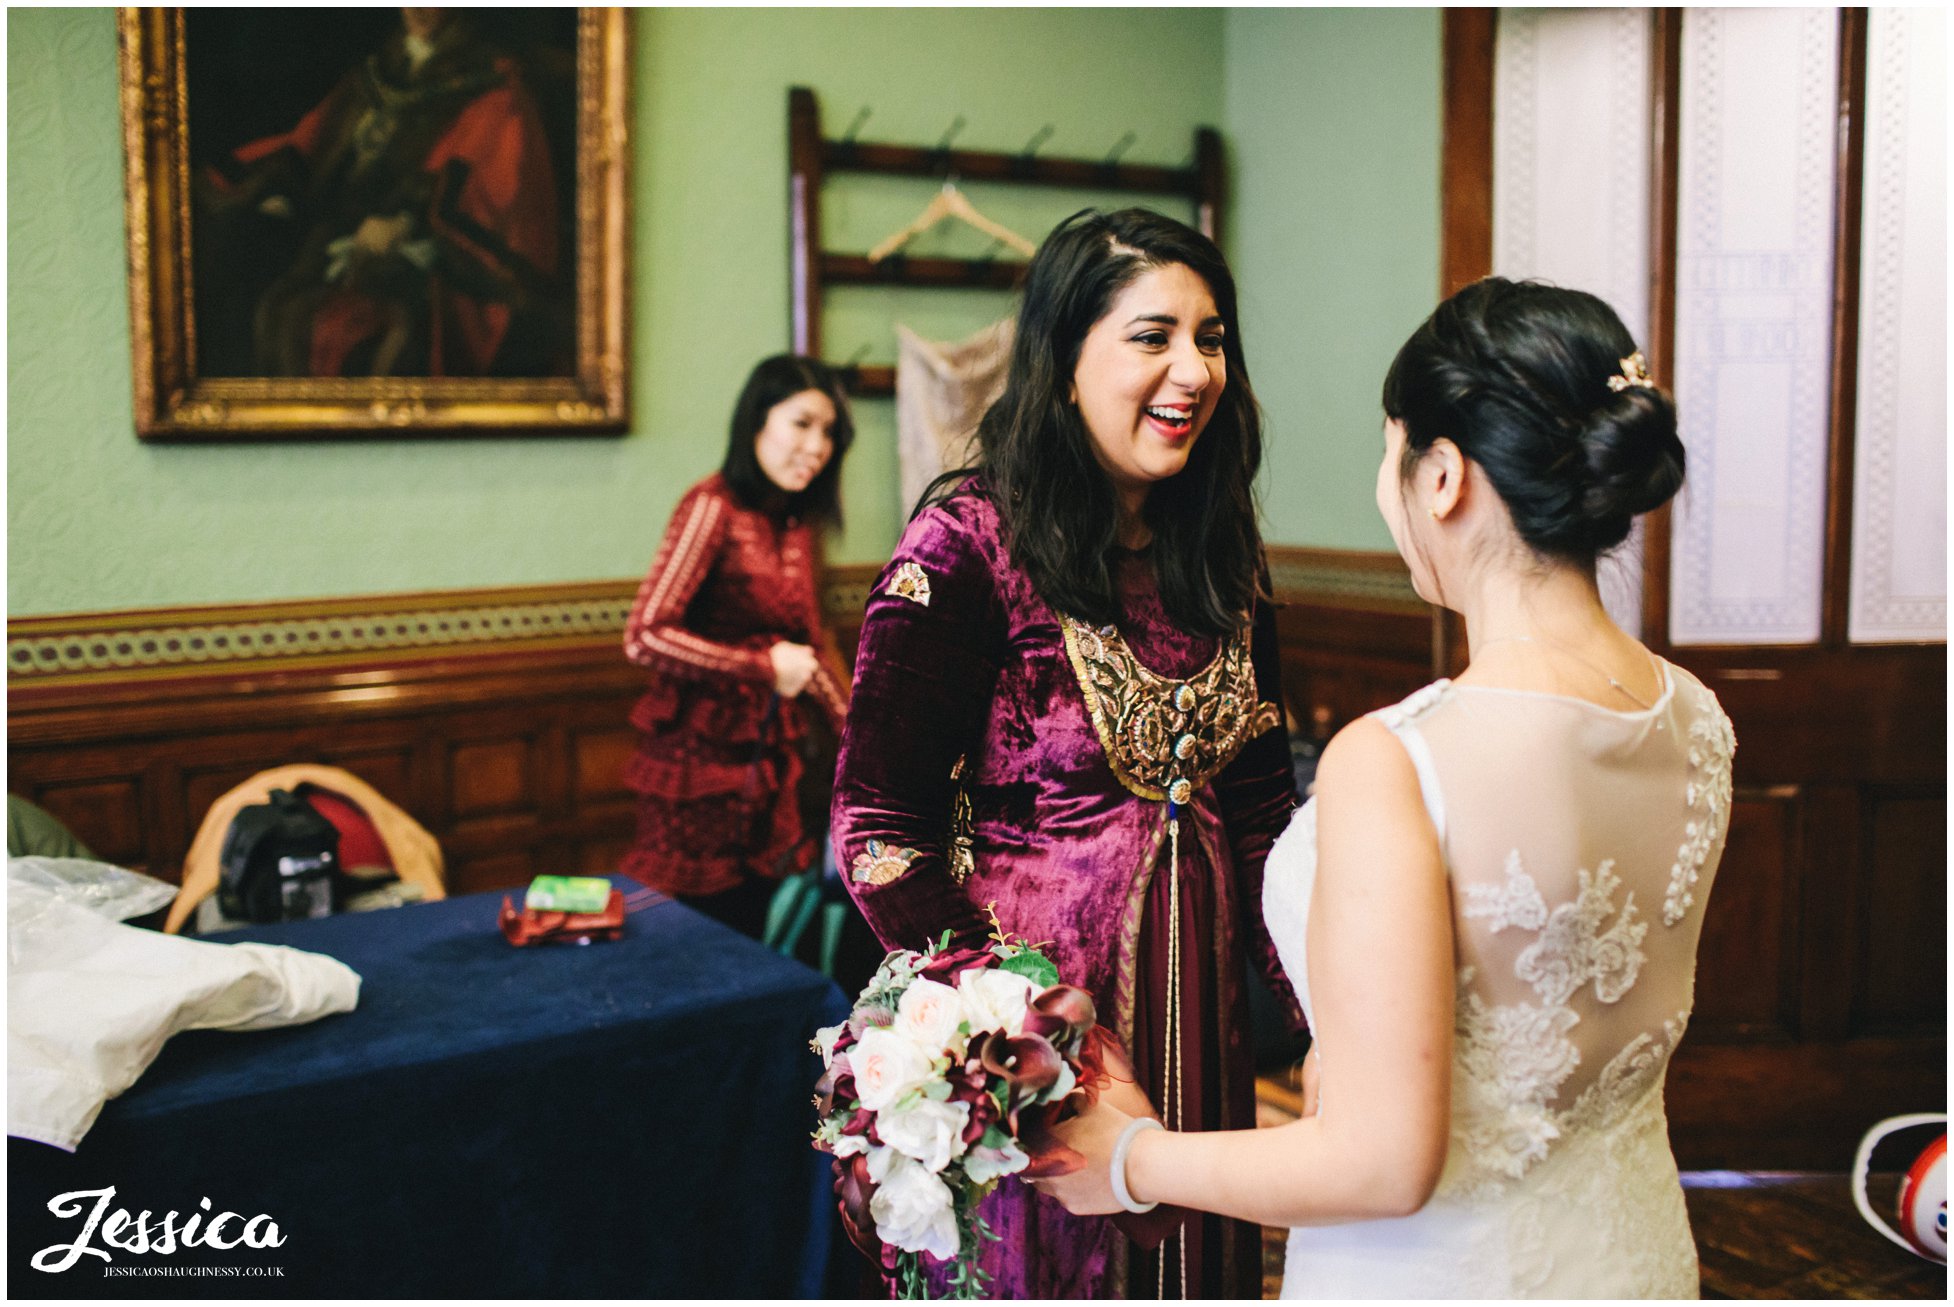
[1366,680,1452,851]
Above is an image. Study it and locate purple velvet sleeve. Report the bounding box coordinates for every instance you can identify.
[1212,593,1309,1035]
[829,502,999,954]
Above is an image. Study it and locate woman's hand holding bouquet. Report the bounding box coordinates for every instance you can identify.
[811,913,1140,1298]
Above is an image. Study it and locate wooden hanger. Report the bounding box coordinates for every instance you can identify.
[867,182,1037,264]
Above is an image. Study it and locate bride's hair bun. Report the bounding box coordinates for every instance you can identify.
[1576,384,1684,551]
[1382,278,1685,562]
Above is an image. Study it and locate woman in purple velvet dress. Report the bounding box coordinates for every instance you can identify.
[830,208,1304,1298]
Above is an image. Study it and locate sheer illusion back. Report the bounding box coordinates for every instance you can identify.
[1263,660,1736,1298]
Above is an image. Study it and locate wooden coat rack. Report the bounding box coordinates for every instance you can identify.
[788,86,1224,397]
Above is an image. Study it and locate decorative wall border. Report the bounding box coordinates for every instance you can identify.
[7,582,639,688]
[9,548,1419,691]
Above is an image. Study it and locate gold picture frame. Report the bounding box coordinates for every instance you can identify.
[118,8,629,440]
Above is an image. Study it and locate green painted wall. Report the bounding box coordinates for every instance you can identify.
[8,7,1442,618]
[1223,8,1443,550]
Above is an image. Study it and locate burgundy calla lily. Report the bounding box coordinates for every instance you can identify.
[1032,985,1097,1039]
[918,945,995,984]
[980,1031,1064,1133]
[834,1153,882,1260]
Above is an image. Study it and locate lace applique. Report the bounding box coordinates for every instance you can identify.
[1374,678,1453,731]
[1453,972,1581,1182]
[1560,1009,1691,1136]
[1463,850,1549,931]
[1665,692,1735,925]
[1447,859,1651,1194]
[1514,861,1647,1007]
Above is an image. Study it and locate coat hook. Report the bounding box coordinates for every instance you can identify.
[840,106,872,144]
[1019,124,1054,159]
[843,343,872,368]
[1104,131,1137,167]
[936,115,967,153]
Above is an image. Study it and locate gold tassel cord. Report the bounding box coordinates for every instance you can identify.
[1156,805,1189,1301]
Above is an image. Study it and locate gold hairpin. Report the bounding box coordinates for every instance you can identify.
[1608,352,1656,392]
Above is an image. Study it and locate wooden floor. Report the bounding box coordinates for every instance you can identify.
[1254,1076,1945,1299]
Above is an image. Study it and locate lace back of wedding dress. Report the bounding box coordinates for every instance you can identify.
[1275,665,1736,1299]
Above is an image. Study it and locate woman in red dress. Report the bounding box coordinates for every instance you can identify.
[621,356,854,936]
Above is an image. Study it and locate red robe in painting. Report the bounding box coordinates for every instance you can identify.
[205,19,557,377]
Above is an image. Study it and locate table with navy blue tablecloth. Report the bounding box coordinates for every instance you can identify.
[8,883,847,1298]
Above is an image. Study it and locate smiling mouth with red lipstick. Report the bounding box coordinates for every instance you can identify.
[1143,402,1198,443]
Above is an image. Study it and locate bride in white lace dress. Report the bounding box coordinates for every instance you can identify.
[1041,278,1735,1298]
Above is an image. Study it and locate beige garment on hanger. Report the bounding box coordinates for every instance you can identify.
[894,320,1013,514]
[164,764,446,934]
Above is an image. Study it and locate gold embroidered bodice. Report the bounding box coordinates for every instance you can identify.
[1059,614,1282,807]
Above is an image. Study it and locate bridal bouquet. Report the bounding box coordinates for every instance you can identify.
[810,916,1112,1299]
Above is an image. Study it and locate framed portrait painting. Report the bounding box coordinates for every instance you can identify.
[118,8,629,439]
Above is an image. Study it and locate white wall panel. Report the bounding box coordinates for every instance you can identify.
[1669,8,1838,646]
[1494,8,1654,636]
[1848,7,1947,643]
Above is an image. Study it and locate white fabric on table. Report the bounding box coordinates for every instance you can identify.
[8,871,361,1151]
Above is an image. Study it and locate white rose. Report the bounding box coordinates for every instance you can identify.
[962,1135,1030,1186]
[851,1026,934,1112]
[813,1021,846,1068]
[867,1148,960,1261]
[957,968,1040,1036]
[877,1096,971,1174]
[894,978,968,1055]
[831,1131,869,1159]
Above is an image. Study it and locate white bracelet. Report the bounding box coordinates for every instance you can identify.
[1109,1116,1164,1214]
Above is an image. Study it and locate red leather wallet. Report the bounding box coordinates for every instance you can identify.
[498,888,626,946]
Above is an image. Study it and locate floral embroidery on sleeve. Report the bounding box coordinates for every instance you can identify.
[851,838,922,886]
[887,562,932,607]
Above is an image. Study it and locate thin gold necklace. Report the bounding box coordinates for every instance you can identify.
[1471,634,1660,711]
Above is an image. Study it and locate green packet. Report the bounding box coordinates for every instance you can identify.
[523,875,613,914]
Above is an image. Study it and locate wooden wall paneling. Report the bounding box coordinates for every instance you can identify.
[1666,1036,1940,1170]
[1272,602,1434,742]
[448,737,534,819]
[1795,782,1864,1043]
[571,726,636,807]
[1822,8,1870,645]
[1641,6,1684,650]
[1437,8,1495,672]
[23,776,147,868]
[1689,786,1803,1041]
[1441,9,1496,297]
[1855,786,1948,1036]
[141,758,186,879]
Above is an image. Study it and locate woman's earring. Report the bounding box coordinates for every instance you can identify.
[1427,506,1440,520]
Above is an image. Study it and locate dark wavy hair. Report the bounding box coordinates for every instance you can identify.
[921,208,1266,637]
[1382,277,1684,564]
[721,354,855,527]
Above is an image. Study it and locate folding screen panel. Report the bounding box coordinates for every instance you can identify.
[1669,8,1840,646]
[1848,6,1947,643]
[1493,8,1654,635]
